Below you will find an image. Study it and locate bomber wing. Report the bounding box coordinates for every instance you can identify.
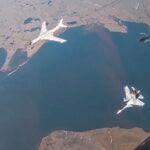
[43,35,66,43]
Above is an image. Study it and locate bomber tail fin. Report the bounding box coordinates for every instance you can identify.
[58,19,67,28]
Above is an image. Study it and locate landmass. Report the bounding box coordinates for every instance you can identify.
[39,127,150,150]
[0,0,150,72]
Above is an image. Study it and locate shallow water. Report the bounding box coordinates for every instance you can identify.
[0,21,150,150]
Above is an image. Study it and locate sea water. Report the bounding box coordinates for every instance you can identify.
[0,21,150,150]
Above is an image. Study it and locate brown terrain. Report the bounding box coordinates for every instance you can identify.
[39,127,150,150]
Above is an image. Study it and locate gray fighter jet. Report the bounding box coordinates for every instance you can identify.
[117,86,145,115]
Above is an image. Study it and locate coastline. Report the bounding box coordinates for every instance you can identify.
[39,127,150,150]
[0,0,150,72]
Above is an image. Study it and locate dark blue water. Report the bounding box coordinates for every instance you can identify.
[24,17,40,25]
[0,22,150,150]
[10,49,28,69]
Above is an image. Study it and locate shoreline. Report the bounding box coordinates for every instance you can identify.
[39,127,150,150]
[0,0,150,73]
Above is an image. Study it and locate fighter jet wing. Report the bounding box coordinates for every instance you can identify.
[43,35,66,43]
[134,99,145,106]
[138,94,144,100]
[116,104,132,115]
[124,86,131,101]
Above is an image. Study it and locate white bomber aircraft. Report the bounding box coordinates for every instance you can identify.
[116,86,145,115]
[31,18,67,45]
